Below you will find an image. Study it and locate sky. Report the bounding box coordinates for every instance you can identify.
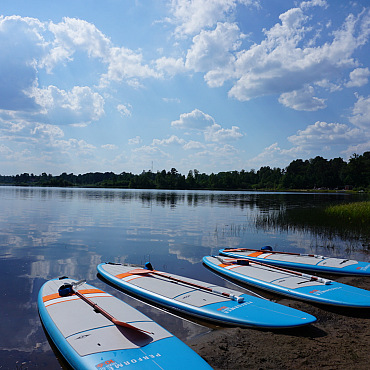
[0,0,369,176]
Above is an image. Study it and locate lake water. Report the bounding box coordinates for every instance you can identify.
[0,186,368,368]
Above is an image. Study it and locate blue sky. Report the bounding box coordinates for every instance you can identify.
[0,0,369,175]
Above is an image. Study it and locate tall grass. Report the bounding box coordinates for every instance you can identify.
[254,201,370,248]
[324,201,370,224]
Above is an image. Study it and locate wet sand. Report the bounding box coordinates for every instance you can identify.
[188,275,370,369]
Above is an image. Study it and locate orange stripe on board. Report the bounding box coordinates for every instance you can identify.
[42,288,104,302]
[79,289,104,295]
[115,272,154,282]
[45,296,79,307]
[247,252,263,257]
[115,272,133,279]
[44,294,109,308]
[219,263,239,270]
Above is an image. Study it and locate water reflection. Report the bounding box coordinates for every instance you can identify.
[4,186,365,210]
[0,186,369,367]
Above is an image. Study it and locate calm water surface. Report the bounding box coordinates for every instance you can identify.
[0,186,368,368]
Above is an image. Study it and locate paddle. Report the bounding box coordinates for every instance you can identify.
[223,247,325,259]
[58,280,153,334]
[129,267,245,303]
[215,256,332,285]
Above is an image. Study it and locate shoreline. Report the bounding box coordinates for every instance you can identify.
[187,275,370,369]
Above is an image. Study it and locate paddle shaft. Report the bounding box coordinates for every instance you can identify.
[72,287,153,334]
[218,257,331,284]
[224,248,323,259]
[130,269,244,302]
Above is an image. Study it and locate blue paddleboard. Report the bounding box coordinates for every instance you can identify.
[219,247,370,276]
[38,277,212,369]
[203,256,370,308]
[97,262,316,329]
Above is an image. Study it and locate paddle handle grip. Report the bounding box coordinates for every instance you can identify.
[301,273,331,285]
[211,288,244,302]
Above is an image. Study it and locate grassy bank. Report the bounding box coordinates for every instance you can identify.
[324,201,370,224]
[255,201,370,248]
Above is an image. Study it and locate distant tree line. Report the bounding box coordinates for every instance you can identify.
[1,152,369,191]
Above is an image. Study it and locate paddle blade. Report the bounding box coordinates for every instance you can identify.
[112,319,153,335]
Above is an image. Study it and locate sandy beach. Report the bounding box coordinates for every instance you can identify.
[188,274,370,369]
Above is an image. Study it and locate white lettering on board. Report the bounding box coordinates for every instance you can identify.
[216,301,253,314]
[309,287,342,296]
[95,353,162,369]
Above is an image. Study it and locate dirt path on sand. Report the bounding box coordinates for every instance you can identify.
[188,275,370,369]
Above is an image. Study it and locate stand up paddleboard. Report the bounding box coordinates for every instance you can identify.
[203,256,370,308]
[38,277,212,369]
[220,247,370,276]
[97,262,316,329]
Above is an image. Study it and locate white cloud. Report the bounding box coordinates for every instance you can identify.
[278,86,327,111]
[155,57,185,76]
[0,15,163,129]
[162,97,181,103]
[0,116,99,173]
[31,123,64,140]
[28,123,96,155]
[0,144,13,156]
[133,145,169,157]
[171,109,215,129]
[171,109,243,143]
[245,143,305,169]
[0,112,30,135]
[0,16,47,111]
[101,46,160,86]
[165,1,370,110]
[28,85,105,125]
[185,22,244,72]
[346,67,370,87]
[101,144,118,150]
[204,123,243,142]
[315,79,342,92]
[152,135,186,146]
[169,0,259,37]
[46,17,160,85]
[183,140,205,150]
[226,7,370,102]
[300,0,328,10]
[44,17,111,71]
[349,94,370,130]
[51,137,95,153]
[128,136,142,145]
[117,104,132,117]
[342,141,370,157]
[185,143,243,171]
[288,121,363,149]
